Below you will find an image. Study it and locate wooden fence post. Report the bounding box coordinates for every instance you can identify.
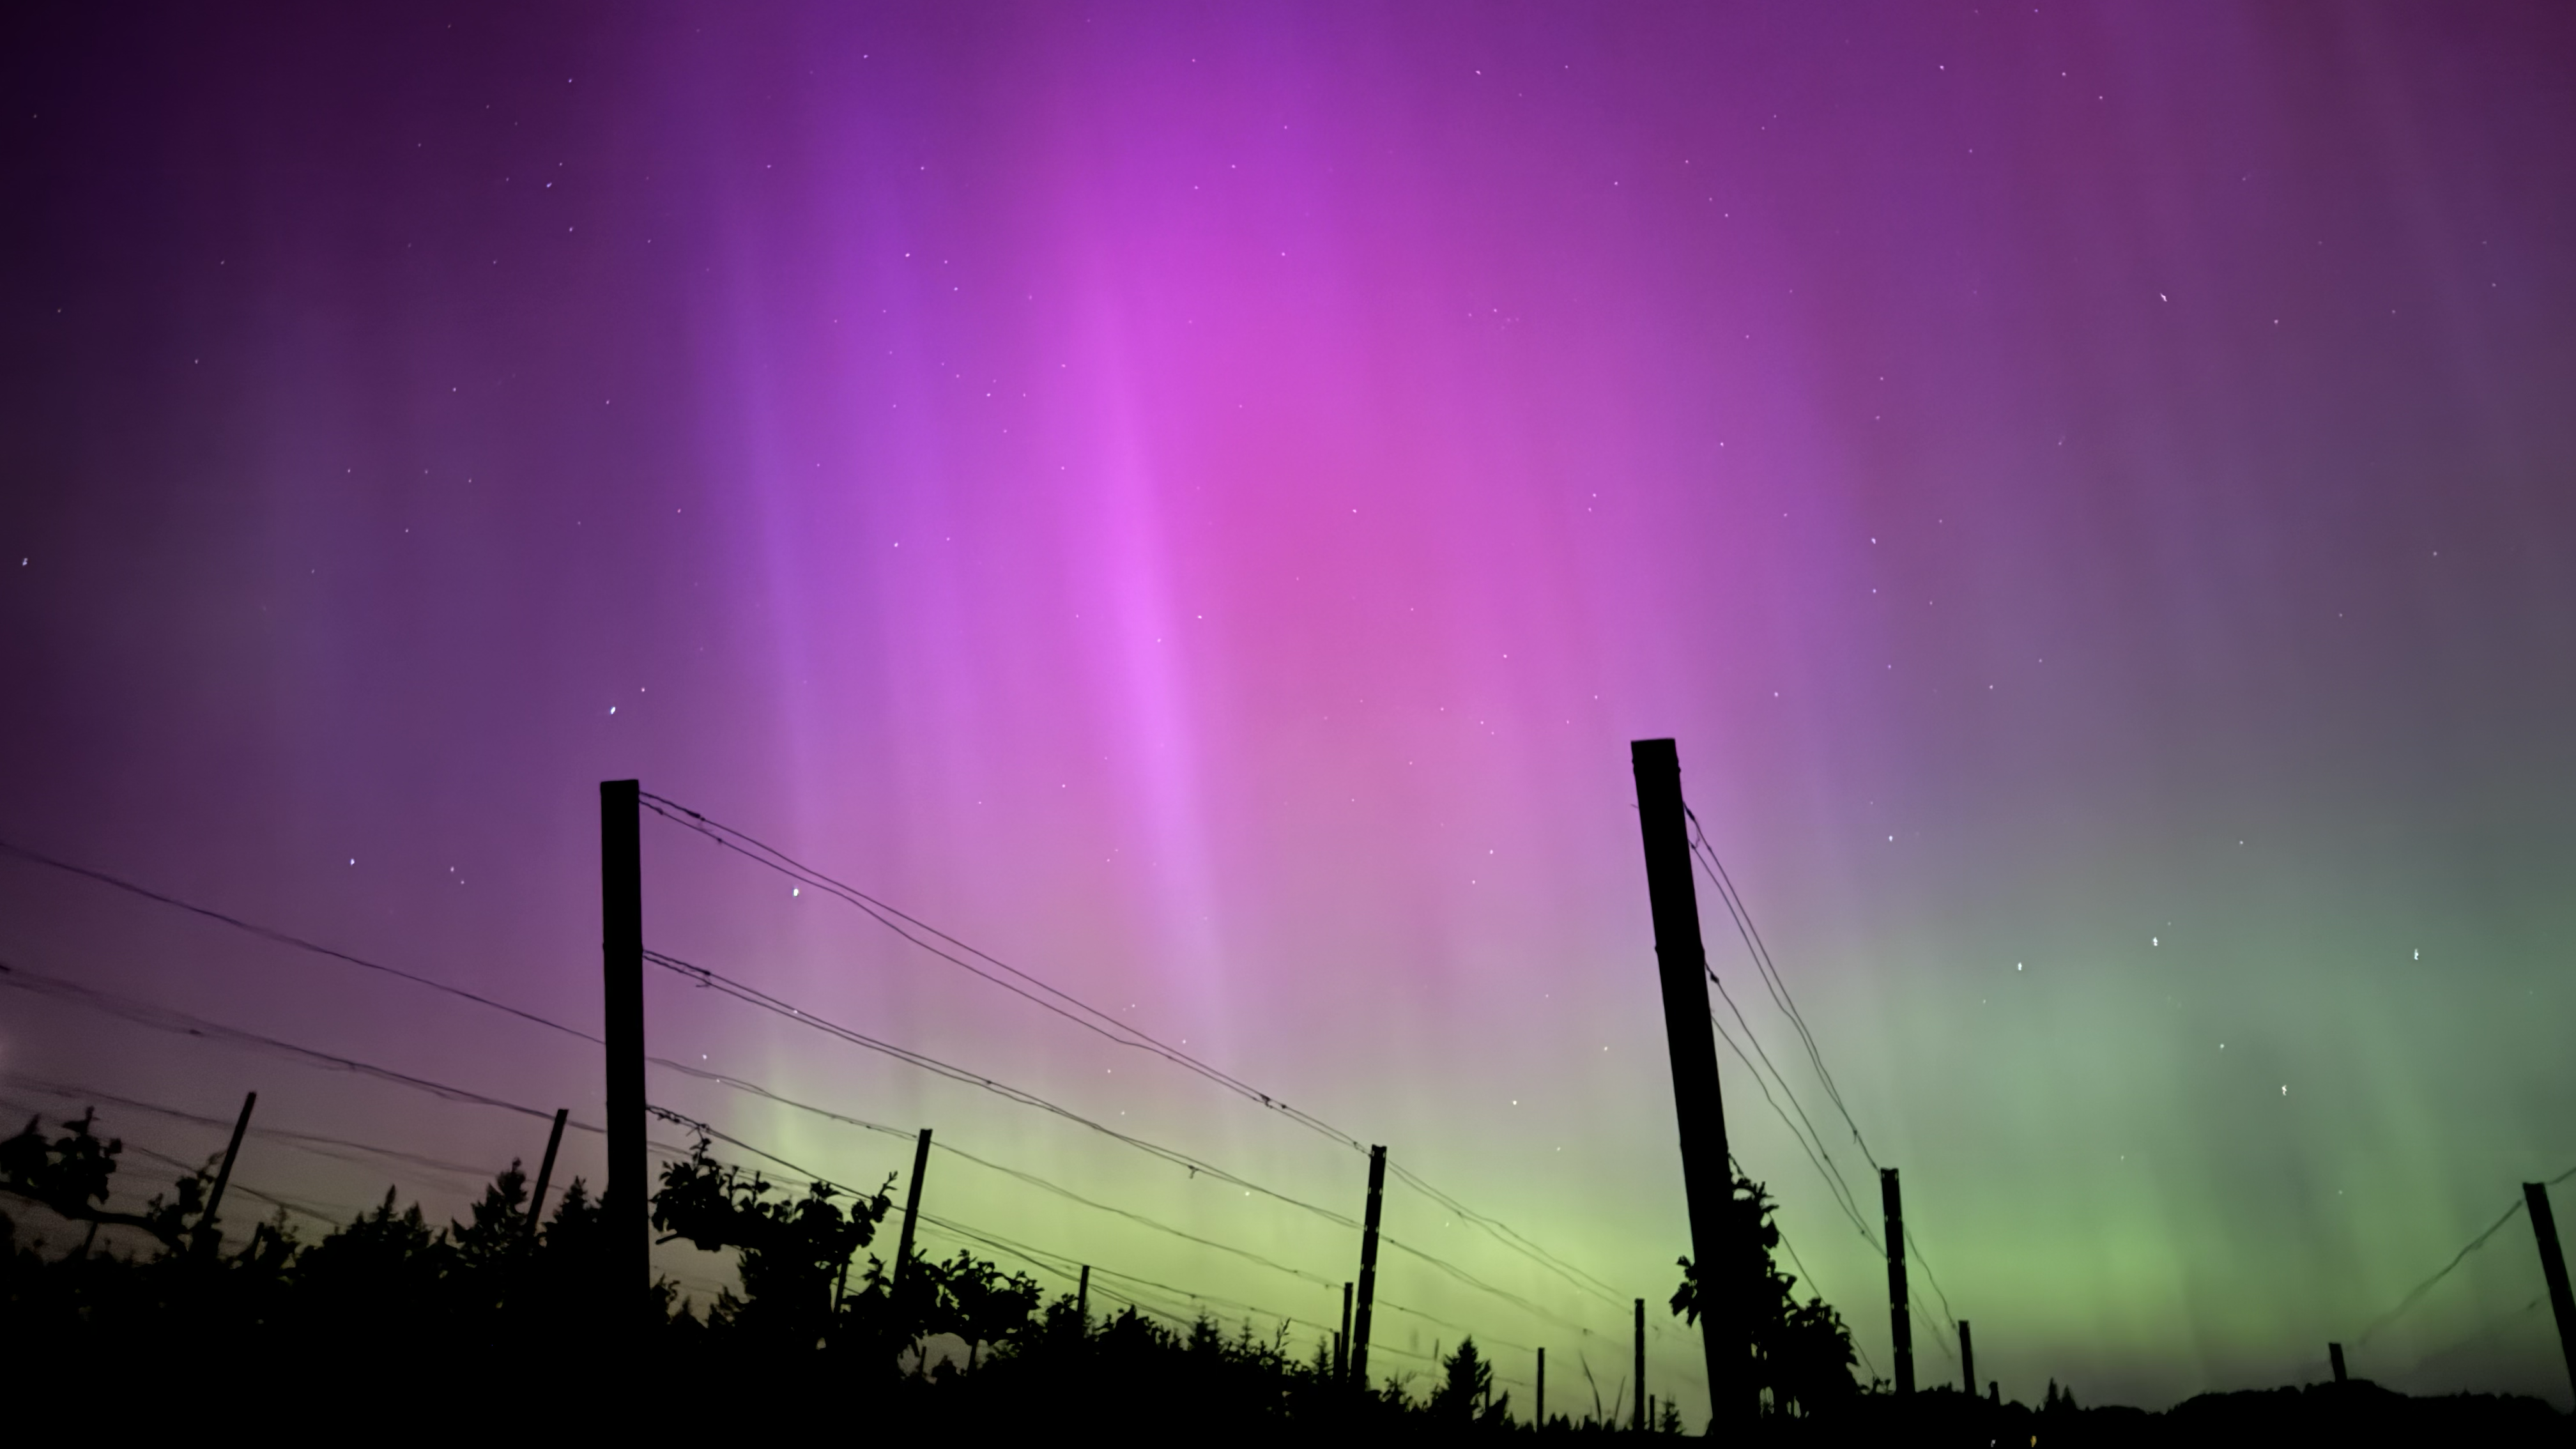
[1629,739,1748,1431]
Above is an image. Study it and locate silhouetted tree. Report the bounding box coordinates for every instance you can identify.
[1429,1335,1512,1427]
[293,1183,459,1342]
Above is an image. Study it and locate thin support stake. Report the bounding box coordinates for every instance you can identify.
[892,1128,933,1298]
[526,1107,569,1236]
[1338,1281,1354,1383]
[196,1090,256,1249]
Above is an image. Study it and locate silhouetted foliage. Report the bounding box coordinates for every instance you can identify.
[7,1107,2570,1439]
[1,1110,207,1252]
[3,1108,1462,1426]
[913,1246,1041,1368]
[1671,1169,1860,1418]
[652,1131,893,1343]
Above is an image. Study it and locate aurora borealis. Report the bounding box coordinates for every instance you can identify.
[6,1,2576,1419]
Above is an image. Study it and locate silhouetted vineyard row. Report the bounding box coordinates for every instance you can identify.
[1,1107,2562,1441]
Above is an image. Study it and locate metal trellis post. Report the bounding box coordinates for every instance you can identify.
[1351,1145,1386,1384]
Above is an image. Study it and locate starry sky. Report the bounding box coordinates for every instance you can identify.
[6,1,2576,1417]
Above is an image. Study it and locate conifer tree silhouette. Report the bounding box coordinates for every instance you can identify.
[1429,1335,1513,1426]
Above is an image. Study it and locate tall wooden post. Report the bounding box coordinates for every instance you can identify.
[2523,1182,2576,1401]
[600,779,646,1315]
[1629,739,1745,1431]
[892,1128,933,1298]
[1537,1345,1546,1425]
[196,1090,256,1249]
[2328,1342,2347,1384]
[526,1107,570,1236]
[1338,1281,1354,1381]
[1959,1319,1975,1397]
[1077,1262,1090,1324]
[1351,1145,1387,1384]
[1882,1167,1914,1394]
[1633,1297,1647,1430]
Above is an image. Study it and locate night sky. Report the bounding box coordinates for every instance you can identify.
[6,2,2576,1417]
